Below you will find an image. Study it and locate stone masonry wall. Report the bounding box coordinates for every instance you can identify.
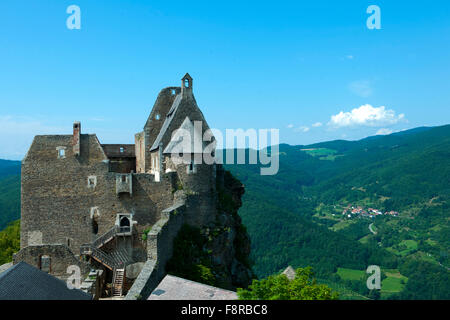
[20,134,177,263]
[125,201,186,299]
[13,244,91,281]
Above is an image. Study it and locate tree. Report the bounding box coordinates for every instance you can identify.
[237,267,339,300]
[0,220,20,264]
[368,289,381,300]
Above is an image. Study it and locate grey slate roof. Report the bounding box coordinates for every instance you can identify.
[150,94,183,151]
[0,262,92,300]
[163,116,207,155]
[148,275,238,300]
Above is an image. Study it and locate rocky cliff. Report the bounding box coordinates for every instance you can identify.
[165,168,254,290]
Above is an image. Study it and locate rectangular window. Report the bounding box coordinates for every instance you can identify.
[87,176,97,188]
[57,147,66,159]
[40,255,51,273]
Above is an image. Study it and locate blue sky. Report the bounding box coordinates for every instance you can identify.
[0,0,449,159]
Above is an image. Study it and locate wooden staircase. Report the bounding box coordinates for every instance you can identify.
[112,268,125,297]
[80,227,131,297]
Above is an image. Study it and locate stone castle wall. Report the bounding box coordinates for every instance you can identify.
[125,201,186,300]
[20,134,178,258]
[13,244,91,281]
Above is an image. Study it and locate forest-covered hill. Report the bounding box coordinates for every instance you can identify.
[0,160,20,230]
[0,125,448,299]
[225,124,450,299]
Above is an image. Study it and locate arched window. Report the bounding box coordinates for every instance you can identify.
[119,216,130,233]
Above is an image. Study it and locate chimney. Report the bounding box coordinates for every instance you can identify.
[73,121,81,156]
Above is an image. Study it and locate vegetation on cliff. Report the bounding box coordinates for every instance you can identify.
[166,169,254,290]
[0,220,20,265]
[165,224,218,286]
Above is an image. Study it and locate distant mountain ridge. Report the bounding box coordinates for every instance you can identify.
[225,124,450,299]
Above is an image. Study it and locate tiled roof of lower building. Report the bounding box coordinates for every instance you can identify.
[0,262,92,300]
[148,275,238,300]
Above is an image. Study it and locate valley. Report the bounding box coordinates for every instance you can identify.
[0,125,449,299]
[225,124,450,299]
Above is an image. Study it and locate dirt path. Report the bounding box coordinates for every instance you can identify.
[369,223,377,235]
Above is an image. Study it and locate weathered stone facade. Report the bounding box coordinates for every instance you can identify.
[16,74,252,298]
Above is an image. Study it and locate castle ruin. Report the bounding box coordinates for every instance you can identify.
[14,74,252,299]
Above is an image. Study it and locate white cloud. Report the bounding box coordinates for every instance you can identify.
[349,80,373,98]
[287,124,294,129]
[294,126,310,133]
[328,105,405,128]
[312,122,323,127]
[346,55,354,60]
[376,128,394,135]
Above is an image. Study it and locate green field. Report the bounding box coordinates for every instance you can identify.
[330,220,357,232]
[358,234,371,244]
[381,269,408,298]
[336,267,408,299]
[318,278,369,300]
[337,267,366,281]
[387,239,418,256]
[300,148,341,161]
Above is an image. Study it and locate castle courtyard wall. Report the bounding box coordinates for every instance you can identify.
[21,134,177,258]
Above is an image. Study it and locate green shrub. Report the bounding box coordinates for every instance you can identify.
[237,267,338,300]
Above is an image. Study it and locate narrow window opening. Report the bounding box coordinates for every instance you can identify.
[40,255,51,273]
[122,175,127,182]
[92,219,98,235]
[58,149,65,158]
[120,147,124,153]
[184,79,190,88]
[187,161,196,174]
